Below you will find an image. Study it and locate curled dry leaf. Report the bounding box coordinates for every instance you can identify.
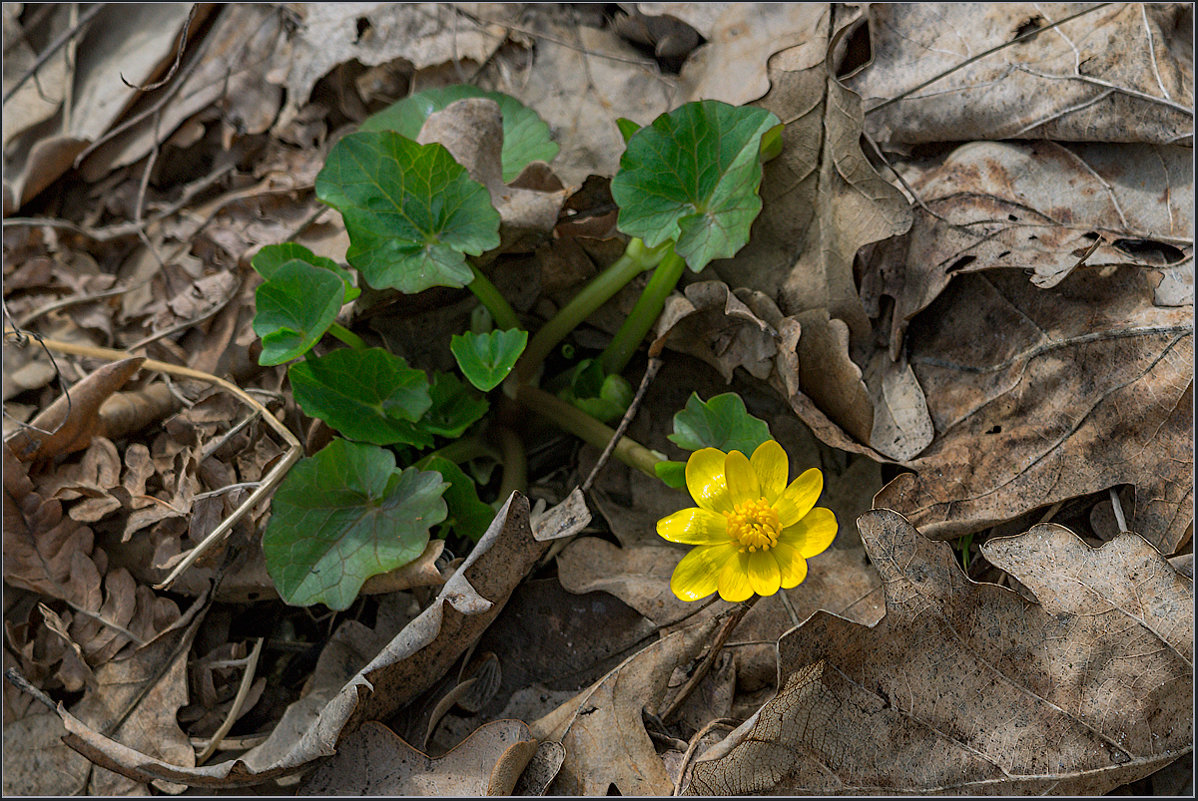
[54,491,589,788]
[416,98,567,257]
[298,719,536,796]
[874,267,1193,554]
[531,613,724,796]
[862,141,1194,359]
[708,20,924,461]
[6,356,145,463]
[683,510,1193,795]
[849,3,1195,148]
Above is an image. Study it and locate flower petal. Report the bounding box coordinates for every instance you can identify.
[724,449,759,506]
[779,506,837,558]
[717,551,754,602]
[772,540,809,589]
[773,467,822,527]
[685,448,732,514]
[747,550,781,597]
[670,543,737,601]
[657,508,728,545]
[751,440,788,504]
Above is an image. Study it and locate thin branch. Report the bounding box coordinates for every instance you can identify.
[2,3,106,105]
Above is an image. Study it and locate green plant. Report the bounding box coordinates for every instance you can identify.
[251,88,782,609]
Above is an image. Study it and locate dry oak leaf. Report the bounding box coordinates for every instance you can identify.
[862,141,1194,360]
[683,510,1193,795]
[298,719,537,796]
[875,266,1193,554]
[707,16,924,460]
[847,3,1195,148]
[531,612,725,796]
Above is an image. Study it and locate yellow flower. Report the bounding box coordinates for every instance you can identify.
[657,440,837,602]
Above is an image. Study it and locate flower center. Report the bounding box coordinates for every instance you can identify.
[725,498,781,552]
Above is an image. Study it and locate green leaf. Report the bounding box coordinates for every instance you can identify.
[361,85,559,182]
[450,328,528,392]
[289,348,433,447]
[253,260,344,365]
[421,372,489,439]
[315,131,500,294]
[667,392,772,455]
[610,100,781,272]
[559,359,634,424]
[422,456,493,543]
[615,117,641,144]
[654,459,687,488]
[251,243,360,302]
[262,439,448,610]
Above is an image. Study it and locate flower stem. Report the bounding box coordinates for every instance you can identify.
[327,322,367,350]
[513,383,664,478]
[515,237,666,383]
[598,245,685,375]
[468,263,521,332]
[420,435,498,466]
[495,426,527,501]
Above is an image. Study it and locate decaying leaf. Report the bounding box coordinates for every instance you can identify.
[862,141,1194,359]
[874,267,1193,554]
[683,509,1193,795]
[849,3,1195,148]
[299,719,536,796]
[531,613,724,796]
[708,16,922,461]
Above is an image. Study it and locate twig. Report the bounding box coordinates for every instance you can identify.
[1,331,303,592]
[121,3,198,91]
[659,595,759,724]
[195,637,264,765]
[581,349,663,493]
[4,667,58,713]
[2,3,106,105]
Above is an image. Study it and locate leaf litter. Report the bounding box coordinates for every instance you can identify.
[2,2,1191,797]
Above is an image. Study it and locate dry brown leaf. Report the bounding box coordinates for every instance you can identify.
[638,2,828,105]
[848,3,1195,148]
[2,4,202,209]
[874,267,1193,554]
[1,711,92,796]
[683,509,1193,795]
[862,141,1194,359]
[6,356,144,463]
[531,613,724,796]
[708,17,922,460]
[298,719,536,796]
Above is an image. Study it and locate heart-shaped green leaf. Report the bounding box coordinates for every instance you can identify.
[421,455,493,543]
[559,359,633,423]
[262,439,448,610]
[252,243,360,302]
[253,260,344,365]
[361,85,559,182]
[315,131,500,294]
[450,328,528,392]
[668,392,772,456]
[421,372,490,439]
[610,100,780,272]
[289,348,433,447]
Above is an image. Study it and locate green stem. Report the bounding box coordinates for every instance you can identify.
[515,237,666,383]
[495,427,527,501]
[327,322,367,350]
[468,264,521,332]
[419,435,498,467]
[514,383,663,479]
[599,245,685,375]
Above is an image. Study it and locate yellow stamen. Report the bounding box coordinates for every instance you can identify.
[725,497,781,552]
